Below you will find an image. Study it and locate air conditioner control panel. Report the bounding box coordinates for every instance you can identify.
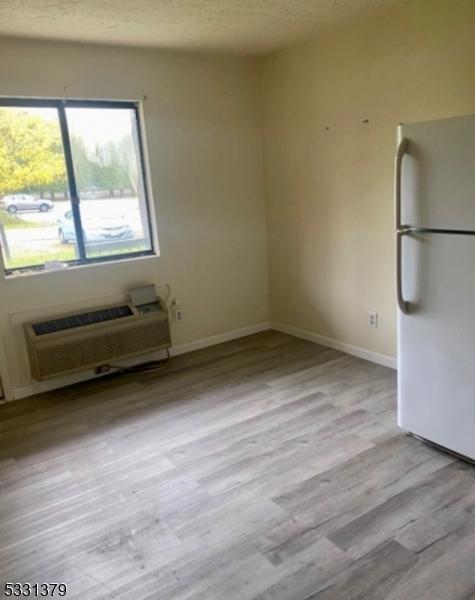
[135,300,164,315]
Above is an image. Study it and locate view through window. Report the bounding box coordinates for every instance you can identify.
[0,100,154,273]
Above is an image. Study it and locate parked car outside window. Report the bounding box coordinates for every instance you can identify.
[1,194,54,213]
[58,209,134,245]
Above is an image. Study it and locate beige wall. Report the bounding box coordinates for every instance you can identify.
[261,0,475,360]
[0,37,269,396]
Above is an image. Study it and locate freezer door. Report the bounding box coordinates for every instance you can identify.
[398,232,475,459]
[401,114,475,231]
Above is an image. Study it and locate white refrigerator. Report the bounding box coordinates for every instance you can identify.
[396,113,475,462]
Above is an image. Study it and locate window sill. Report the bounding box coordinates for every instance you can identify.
[3,252,160,281]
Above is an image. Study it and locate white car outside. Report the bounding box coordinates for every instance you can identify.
[1,194,54,213]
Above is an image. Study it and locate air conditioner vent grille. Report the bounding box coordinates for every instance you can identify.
[35,319,171,378]
[32,305,133,336]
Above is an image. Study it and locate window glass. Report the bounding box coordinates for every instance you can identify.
[0,100,155,274]
[0,106,78,270]
[66,106,152,260]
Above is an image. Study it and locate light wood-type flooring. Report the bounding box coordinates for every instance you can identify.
[1,331,474,599]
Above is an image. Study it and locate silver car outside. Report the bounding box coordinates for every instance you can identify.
[1,194,54,213]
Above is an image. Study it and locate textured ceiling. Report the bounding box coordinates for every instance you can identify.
[0,0,404,55]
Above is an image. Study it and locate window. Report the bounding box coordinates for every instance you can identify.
[0,99,155,274]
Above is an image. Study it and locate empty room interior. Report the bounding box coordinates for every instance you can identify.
[1,0,475,598]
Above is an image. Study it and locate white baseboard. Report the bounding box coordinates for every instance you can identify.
[271,321,397,370]
[170,321,271,356]
[11,321,271,400]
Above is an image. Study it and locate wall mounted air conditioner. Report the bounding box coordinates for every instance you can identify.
[24,301,171,380]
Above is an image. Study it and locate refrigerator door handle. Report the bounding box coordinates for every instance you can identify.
[395,136,409,230]
[395,136,410,314]
[396,229,410,314]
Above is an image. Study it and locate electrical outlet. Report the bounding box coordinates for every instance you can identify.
[368,311,378,328]
[172,298,183,322]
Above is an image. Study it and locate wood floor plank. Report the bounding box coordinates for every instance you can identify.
[305,539,418,600]
[385,532,475,600]
[327,461,475,559]
[252,538,352,600]
[272,435,453,538]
